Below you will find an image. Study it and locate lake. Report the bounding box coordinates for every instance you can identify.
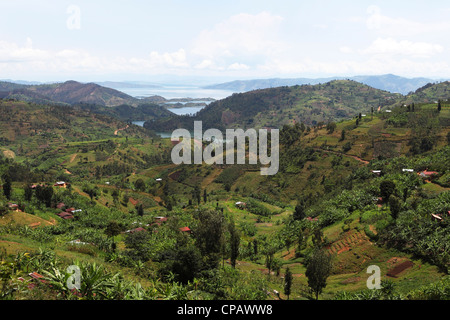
[126,84,235,137]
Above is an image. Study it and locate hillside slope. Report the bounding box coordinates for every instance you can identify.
[147,79,402,131]
[27,80,139,107]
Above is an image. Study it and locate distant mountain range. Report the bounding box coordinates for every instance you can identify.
[203,74,445,95]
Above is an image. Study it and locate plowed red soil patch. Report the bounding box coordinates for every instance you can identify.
[387,260,414,277]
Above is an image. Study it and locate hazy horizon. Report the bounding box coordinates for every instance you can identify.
[1,1,450,83]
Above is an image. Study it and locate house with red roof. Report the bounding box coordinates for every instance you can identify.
[57,212,74,219]
[126,227,146,233]
[419,170,438,178]
[179,226,192,233]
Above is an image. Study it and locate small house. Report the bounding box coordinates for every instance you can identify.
[126,227,146,233]
[235,201,246,209]
[28,272,46,283]
[371,170,381,176]
[54,181,67,188]
[57,212,74,220]
[179,226,192,233]
[151,217,167,227]
[8,203,19,211]
[419,171,438,178]
[431,214,443,221]
[56,202,65,209]
[402,169,414,173]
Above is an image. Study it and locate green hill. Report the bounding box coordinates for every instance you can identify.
[147,80,402,132]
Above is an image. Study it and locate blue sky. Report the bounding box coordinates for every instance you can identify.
[1,0,449,83]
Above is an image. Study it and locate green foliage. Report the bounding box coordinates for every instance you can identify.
[245,198,272,216]
[305,248,333,300]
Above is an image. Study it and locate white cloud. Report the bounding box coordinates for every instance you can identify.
[361,37,444,58]
[227,63,250,71]
[190,11,285,67]
[366,5,450,37]
[339,46,354,54]
[0,38,191,76]
[0,37,48,62]
[194,59,215,70]
[147,49,189,68]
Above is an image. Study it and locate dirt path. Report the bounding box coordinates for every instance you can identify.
[114,124,129,135]
[69,153,77,163]
[313,147,370,164]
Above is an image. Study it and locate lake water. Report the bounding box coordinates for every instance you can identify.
[168,106,204,116]
[125,85,235,137]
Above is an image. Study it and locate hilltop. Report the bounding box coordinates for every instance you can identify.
[147,79,402,132]
[0,80,176,123]
[203,74,439,95]
[26,80,138,107]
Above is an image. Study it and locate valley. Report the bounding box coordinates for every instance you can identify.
[0,79,449,301]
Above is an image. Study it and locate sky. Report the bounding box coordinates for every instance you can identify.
[1,0,450,83]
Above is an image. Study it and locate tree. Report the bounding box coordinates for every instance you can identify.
[111,189,119,203]
[134,178,146,192]
[265,250,275,277]
[339,129,346,141]
[253,239,258,257]
[24,184,33,202]
[35,185,53,207]
[124,229,153,261]
[305,249,333,300]
[193,185,201,205]
[437,100,442,112]
[2,173,12,200]
[122,193,129,206]
[136,204,144,216]
[105,221,122,251]
[194,209,225,269]
[228,219,241,268]
[160,244,203,284]
[203,188,208,203]
[284,267,293,300]
[389,195,402,219]
[0,201,8,217]
[326,122,336,134]
[293,199,306,221]
[380,180,396,202]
